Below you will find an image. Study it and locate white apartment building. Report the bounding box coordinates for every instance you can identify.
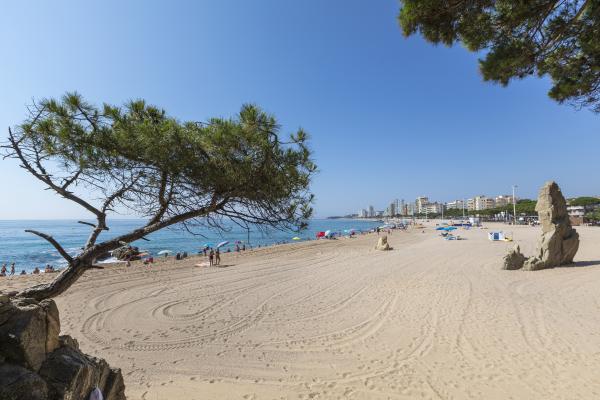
[424,203,444,214]
[416,196,429,214]
[446,200,464,210]
[467,198,476,211]
[472,195,495,211]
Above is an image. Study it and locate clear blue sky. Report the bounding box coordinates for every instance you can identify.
[1,0,598,219]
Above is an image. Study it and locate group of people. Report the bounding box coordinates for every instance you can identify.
[1,263,55,277]
[207,248,221,266]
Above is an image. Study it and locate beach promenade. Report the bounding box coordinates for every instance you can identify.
[3,223,600,399]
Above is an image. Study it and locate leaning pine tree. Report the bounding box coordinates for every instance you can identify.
[2,93,315,301]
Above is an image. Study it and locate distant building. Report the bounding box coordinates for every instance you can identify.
[424,203,443,214]
[495,195,516,207]
[358,209,368,218]
[368,205,375,218]
[416,196,429,214]
[472,195,494,211]
[467,198,476,211]
[567,206,586,217]
[446,200,464,210]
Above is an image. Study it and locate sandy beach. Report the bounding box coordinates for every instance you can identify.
[3,222,600,399]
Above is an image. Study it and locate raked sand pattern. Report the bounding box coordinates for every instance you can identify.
[4,223,600,399]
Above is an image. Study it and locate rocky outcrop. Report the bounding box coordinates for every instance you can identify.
[502,245,526,270]
[502,181,579,271]
[0,293,126,400]
[375,236,391,251]
[111,246,142,261]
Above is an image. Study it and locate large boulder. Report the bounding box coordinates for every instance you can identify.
[39,343,125,400]
[0,297,49,371]
[0,363,48,400]
[0,294,126,400]
[111,246,142,261]
[502,181,579,271]
[523,181,579,271]
[375,236,391,251]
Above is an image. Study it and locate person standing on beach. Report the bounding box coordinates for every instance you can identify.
[10,263,15,276]
[215,249,221,265]
[209,249,214,266]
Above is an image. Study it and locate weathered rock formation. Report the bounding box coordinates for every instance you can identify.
[502,181,579,271]
[375,236,391,251]
[502,244,527,270]
[0,293,125,400]
[111,246,142,261]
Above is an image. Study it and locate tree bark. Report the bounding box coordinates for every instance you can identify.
[18,258,91,301]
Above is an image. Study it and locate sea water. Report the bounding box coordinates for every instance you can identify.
[0,219,381,272]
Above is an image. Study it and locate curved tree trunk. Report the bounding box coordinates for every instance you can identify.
[17,201,225,301]
[17,258,92,301]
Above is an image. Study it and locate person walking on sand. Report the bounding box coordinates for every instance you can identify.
[215,249,221,265]
[209,249,214,266]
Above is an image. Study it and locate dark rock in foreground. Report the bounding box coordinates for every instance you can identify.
[0,293,125,400]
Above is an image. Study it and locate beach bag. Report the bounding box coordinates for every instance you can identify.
[89,387,104,400]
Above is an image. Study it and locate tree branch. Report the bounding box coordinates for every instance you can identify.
[25,229,73,263]
[8,127,104,218]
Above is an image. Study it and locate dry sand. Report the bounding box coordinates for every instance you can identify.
[4,223,600,399]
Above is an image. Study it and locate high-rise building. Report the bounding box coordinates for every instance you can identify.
[368,205,375,218]
[359,209,368,218]
[389,201,396,217]
[416,196,429,214]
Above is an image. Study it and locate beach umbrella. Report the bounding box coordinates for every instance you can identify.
[324,230,331,237]
[292,237,301,241]
[316,231,325,238]
[202,243,213,248]
[435,227,445,230]
[443,227,457,231]
[157,250,172,255]
[217,240,229,248]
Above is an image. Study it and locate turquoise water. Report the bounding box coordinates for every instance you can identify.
[0,219,381,272]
